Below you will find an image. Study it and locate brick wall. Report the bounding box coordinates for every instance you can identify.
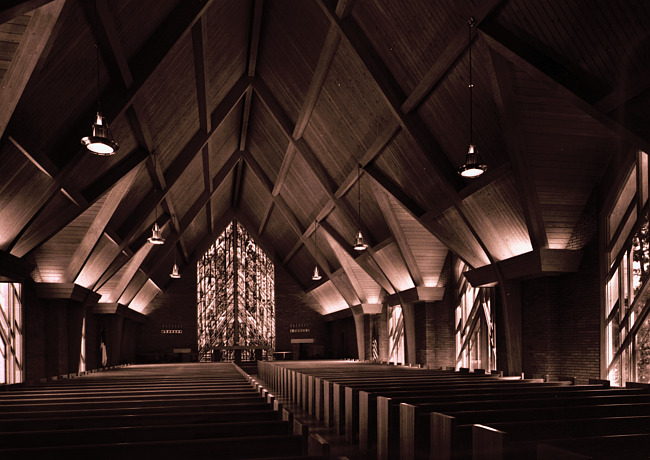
[325,316,358,359]
[275,268,327,358]
[416,254,455,369]
[137,268,199,362]
[522,196,600,383]
[137,263,327,362]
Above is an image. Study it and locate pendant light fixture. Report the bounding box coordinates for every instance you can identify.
[148,156,165,245]
[170,247,181,279]
[458,17,487,178]
[353,164,368,251]
[312,221,322,281]
[80,7,118,155]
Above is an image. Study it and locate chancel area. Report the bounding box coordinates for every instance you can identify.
[2,0,650,458]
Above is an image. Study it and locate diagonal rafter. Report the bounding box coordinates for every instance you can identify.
[400,0,507,114]
[92,76,250,291]
[478,19,650,154]
[0,0,64,140]
[371,181,422,286]
[316,0,496,270]
[485,46,547,251]
[7,0,215,258]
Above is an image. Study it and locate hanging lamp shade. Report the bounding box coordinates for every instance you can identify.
[354,230,368,251]
[458,144,487,178]
[311,265,322,281]
[170,263,181,279]
[353,164,368,251]
[81,111,119,155]
[458,17,486,178]
[147,221,165,245]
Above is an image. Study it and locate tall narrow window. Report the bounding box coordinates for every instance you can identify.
[197,220,275,362]
[0,283,23,385]
[605,150,650,385]
[388,304,404,364]
[455,259,496,371]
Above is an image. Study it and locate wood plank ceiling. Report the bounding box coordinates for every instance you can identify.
[0,0,648,315]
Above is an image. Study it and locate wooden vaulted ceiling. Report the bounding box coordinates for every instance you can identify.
[0,0,648,315]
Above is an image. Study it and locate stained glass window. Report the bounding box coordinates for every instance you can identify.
[388,304,404,365]
[197,220,275,362]
[0,283,23,385]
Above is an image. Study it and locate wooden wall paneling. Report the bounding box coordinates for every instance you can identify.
[309,281,349,315]
[388,193,449,287]
[117,270,147,306]
[372,180,422,286]
[399,0,508,113]
[372,241,414,293]
[63,168,138,283]
[0,1,64,139]
[256,0,330,126]
[354,251,395,295]
[75,235,121,289]
[461,176,532,261]
[486,47,547,250]
[131,279,162,314]
[478,18,650,154]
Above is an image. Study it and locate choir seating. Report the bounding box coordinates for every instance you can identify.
[0,363,329,460]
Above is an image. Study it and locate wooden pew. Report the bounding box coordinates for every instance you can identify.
[0,363,327,460]
[0,420,294,448]
[427,393,650,460]
[472,415,650,460]
[0,434,311,460]
[391,385,646,459]
[0,408,280,431]
[537,433,650,460]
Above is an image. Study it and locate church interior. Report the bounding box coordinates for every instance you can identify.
[2,0,650,458]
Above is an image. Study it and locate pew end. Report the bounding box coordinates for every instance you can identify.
[472,424,506,460]
[307,433,330,459]
[537,443,592,459]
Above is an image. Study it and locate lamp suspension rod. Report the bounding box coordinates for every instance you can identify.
[357,163,361,221]
[93,1,101,111]
[468,17,474,146]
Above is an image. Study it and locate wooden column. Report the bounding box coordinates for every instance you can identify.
[351,304,366,360]
[401,302,417,366]
[34,283,99,379]
[499,280,523,375]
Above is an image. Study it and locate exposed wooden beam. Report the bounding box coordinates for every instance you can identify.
[117,76,249,249]
[293,26,340,139]
[94,0,133,88]
[0,250,34,282]
[0,0,64,140]
[49,0,213,169]
[317,1,465,193]
[400,0,507,114]
[108,152,241,291]
[8,0,216,257]
[463,248,584,287]
[191,14,210,133]
[232,158,244,209]
[478,19,650,154]
[247,0,264,77]
[383,286,445,306]
[0,0,57,22]
[371,181,422,286]
[486,47,547,250]
[258,200,274,236]
[63,170,137,283]
[595,72,650,114]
